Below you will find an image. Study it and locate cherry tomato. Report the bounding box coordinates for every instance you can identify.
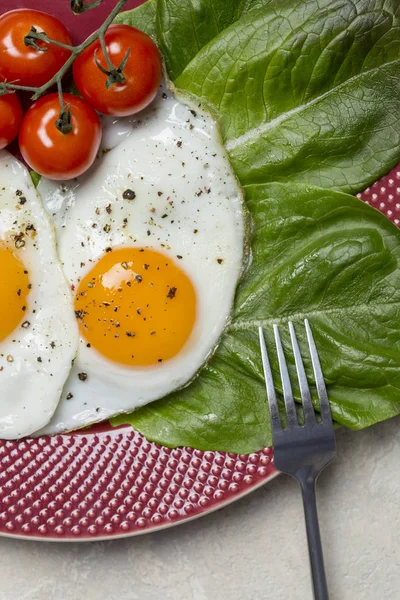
[0,93,23,149]
[0,9,72,87]
[19,93,102,181]
[73,25,162,117]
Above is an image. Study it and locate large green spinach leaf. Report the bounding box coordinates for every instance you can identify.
[114,0,158,37]
[112,0,400,452]
[175,0,400,193]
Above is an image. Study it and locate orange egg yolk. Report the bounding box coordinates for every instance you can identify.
[74,248,197,366]
[0,246,30,342]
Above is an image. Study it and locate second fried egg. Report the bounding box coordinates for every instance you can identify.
[0,151,78,439]
[38,87,245,434]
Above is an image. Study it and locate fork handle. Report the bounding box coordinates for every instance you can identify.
[300,476,329,600]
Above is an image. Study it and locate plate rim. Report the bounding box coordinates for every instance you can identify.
[0,465,279,542]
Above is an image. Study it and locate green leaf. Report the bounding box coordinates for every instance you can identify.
[113,0,400,452]
[29,171,41,188]
[113,185,400,452]
[155,0,268,80]
[114,0,158,39]
[176,0,400,193]
[226,59,400,192]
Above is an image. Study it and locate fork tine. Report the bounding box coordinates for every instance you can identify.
[258,327,282,431]
[288,321,316,424]
[304,319,332,423]
[273,324,298,428]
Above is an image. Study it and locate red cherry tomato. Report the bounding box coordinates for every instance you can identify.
[0,9,72,87]
[19,93,102,181]
[73,25,162,117]
[0,93,23,149]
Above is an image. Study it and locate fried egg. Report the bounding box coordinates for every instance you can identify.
[37,86,245,435]
[0,151,78,439]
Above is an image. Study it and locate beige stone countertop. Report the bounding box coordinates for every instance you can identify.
[0,416,399,600]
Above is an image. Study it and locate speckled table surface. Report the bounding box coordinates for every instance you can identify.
[0,416,398,600]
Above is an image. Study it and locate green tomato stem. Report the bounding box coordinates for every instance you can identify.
[24,26,76,52]
[98,31,116,73]
[71,0,103,14]
[54,79,73,134]
[57,78,65,109]
[0,82,39,94]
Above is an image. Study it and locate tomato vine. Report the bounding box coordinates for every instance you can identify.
[0,0,128,132]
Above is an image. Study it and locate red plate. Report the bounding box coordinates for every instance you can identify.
[0,0,399,541]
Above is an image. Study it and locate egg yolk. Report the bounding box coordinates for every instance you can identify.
[74,248,197,366]
[0,246,30,342]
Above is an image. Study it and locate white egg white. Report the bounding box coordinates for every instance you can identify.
[0,151,79,439]
[37,86,245,435]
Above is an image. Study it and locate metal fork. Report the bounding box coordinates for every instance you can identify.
[259,319,336,600]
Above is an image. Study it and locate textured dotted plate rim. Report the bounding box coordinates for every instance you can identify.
[0,424,277,541]
[0,444,279,543]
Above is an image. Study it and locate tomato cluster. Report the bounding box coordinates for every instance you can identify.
[0,9,162,180]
